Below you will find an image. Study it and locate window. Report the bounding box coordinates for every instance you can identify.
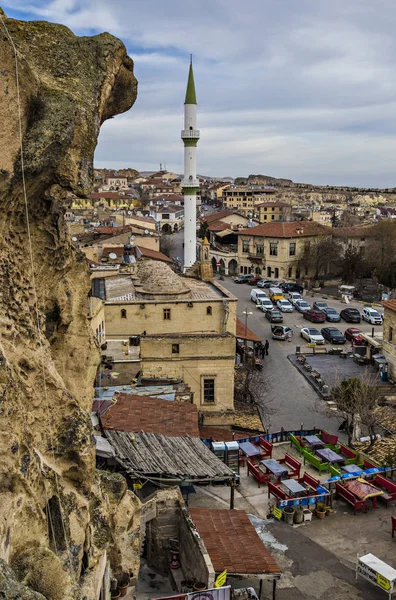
[163,308,171,320]
[256,244,264,256]
[274,267,279,278]
[270,242,278,256]
[264,207,267,211]
[206,306,212,315]
[288,266,293,278]
[267,266,271,277]
[242,241,250,253]
[172,343,180,354]
[289,242,296,256]
[272,207,275,211]
[203,378,215,403]
[390,327,393,343]
[304,240,311,253]
[264,215,267,220]
[271,215,275,220]
[121,309,127,319]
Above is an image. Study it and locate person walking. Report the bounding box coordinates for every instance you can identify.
[260,343,265,359]
[264,339,269,356]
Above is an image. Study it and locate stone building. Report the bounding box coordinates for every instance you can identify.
[382,299,396,379]
[236,221,332,279]
[91,259,237,425]
[256,201,291,223]
[222,185,277,216]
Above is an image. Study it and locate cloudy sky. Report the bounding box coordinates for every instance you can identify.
[4,0,396,186]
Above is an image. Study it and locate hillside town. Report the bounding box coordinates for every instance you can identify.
[1,7,396,600]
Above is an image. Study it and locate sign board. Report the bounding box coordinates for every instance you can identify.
[214,570,227,588]
[357,554,396,598]
[189,586,231,600]
[273,507,283,520]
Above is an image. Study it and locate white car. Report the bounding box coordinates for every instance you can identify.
[300,327,325,344]
[257,298,274,312]
[362,307,383,325]
[277,299,294,312]
[289,292,303,305]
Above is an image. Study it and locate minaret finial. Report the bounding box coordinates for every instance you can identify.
[190,53,192,65]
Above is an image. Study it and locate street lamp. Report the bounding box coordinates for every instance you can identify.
[242,308,253,349]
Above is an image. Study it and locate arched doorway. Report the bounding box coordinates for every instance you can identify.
[228,259,238,276]
[219,259,225,274]
[173,223,178,232]
[255,267,262,275]
[274,267,279,279]
[211,257,217,273]
[296,267,301,279]
[162,223,172,234]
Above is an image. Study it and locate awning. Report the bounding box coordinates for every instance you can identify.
[236,318,261,343]
[360,333,383,348]
[215,228,234,238]
[95,435,115,458]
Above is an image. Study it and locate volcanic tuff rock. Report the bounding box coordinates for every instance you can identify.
[0,9,140,599]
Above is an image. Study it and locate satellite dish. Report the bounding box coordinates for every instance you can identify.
[71,236,77,242]
[131,235,135,241]
[109,252,117,260]
[128,210,132,215]
[149,232,154,236]
[144,229,149,235]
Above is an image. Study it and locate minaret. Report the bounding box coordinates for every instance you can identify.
[181,56,200,270]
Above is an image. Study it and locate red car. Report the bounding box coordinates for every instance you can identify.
[303,309,326,323]
[344,328,366,345]
[248,276,261,285]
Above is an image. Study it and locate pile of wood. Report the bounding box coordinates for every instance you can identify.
[355,436,396,466]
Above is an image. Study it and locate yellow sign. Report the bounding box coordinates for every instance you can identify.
[273,507,282,520]
[376,573,391,591]
[214,570,227,588]
[133,482,142,490]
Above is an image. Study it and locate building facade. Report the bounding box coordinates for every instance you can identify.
[236,221,332,280]
[222,186,277,216]
[256,202,291,223]
[382,300,396,380]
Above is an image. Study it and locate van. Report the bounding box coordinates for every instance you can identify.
[250,288,268,303]
[338,285,355,300]
[268,287,284,302]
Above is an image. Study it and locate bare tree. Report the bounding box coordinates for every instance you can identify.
[330,373,387,449]
[234,363,275,429]
[298,236,342,281]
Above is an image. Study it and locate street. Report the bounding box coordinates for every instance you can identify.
[219,277,384,435]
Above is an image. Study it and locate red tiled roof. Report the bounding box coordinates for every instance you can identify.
[208,222,232,232]
[382,299,396,312]
[204,210,235,224]
[93,226,132,235]
[237,221,331,238]
[236,317,261,342]
[101,247,124,258]
[332,226,374,238]
[100,393,200,437]
[128,215,156,224]
[189,509,281,575]
[135,245,173,263]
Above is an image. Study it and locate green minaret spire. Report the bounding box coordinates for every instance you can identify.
[184,54,197,105]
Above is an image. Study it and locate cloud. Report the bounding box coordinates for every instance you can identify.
[4,0,396,186]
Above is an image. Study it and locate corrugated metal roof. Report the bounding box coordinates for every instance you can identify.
[104,430,234,481]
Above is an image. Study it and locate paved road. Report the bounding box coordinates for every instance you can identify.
[219,278,383,435]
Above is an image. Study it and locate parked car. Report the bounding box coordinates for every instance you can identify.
[265,309,283,323]
[362,307,383,325]
[321,327,346,344]
[294,299,311,313]
[340,308,361,323]
[234,274,253,284]
[256,298,274,312]
[288,292,303,305]
[271,325,293,340]
[313,301,328,312]
[280,282,304,294]
[248,276,261,286]
[260,280,281,289]
[300,327,325,344]
[345,327,366,345]
[257,279,268,288]
[250,288,268,303]
[322,307,341,323]
[277,299,294,312]
[303,309,326,323]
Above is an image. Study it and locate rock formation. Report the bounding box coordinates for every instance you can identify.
[0,9,140,599]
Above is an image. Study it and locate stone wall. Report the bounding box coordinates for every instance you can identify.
[383,307,396,379]
[178,510,215,588]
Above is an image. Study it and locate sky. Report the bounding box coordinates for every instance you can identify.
[4,0,396,186]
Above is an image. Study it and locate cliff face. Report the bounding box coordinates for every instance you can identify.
[0,9,140,599]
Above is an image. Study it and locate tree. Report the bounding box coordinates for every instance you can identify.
[365,220,396,291]
[341,244,365,283]
[330,374,385,449]
[198,220,209,240]
[298,236,342,281]
[234,363,275,429]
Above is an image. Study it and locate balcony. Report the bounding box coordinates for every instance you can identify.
[248,252,265,261]
[181,129,200,139]
[182,178,200,188]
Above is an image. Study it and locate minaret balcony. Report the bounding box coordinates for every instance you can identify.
[182,178,200,188]
[181,129,200,139]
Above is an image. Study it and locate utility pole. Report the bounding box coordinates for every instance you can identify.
[242,308,253,349]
